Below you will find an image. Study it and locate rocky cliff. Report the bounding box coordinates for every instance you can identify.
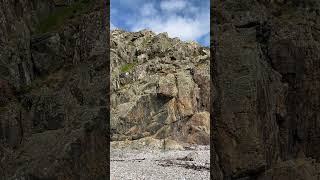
[0,0,108,179]
[213,0,320,179]
[110,29,210,148]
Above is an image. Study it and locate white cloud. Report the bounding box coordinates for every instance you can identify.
[140,3,157,16]
[111,22,117,30]
[131,9,209,42]
[113,0,209,45]
[160,0,187,12]
[185,6,200,15]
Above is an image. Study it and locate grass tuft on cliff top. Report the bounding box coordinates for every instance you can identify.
[35,0,92,34]
[120,62,137,73]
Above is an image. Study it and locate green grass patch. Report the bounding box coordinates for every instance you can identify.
[35,0,93,34]
[120,62,137,73]
[142,36,152,46]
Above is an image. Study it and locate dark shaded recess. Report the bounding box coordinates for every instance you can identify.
[232,165,266,180]
[112,41,118,47]
[14,0,23,18]
[156,93,174,102]
[281,73,296,84]
[21,95,33,111]
[18,63,26,86]
[30,52,41,77]
[292,129,302,144]
[0,65,10,77]
[256,22,272,66]
[18,110,23,145]
[69,83,84,106]
[276,113,285,127]
[33,113,64,132]
[69,139,82,160]
[21,174,57,180]
[290,0,318,8]
[170,56,176,61]
[110,127,117,136]
[131,36,138,42]
[135,50,142,56]
[256,80,268,119]
[235,21,260,29]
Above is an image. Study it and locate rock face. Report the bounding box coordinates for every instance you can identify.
[213,0,320,179]
[0,0,108,179]
[110,29,210,147]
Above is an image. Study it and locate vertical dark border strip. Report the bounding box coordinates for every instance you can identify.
[210,0,222,179]
[105,0,111,179]
[210,0,214,178]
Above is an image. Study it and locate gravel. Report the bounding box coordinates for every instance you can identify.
[110,146,210,180]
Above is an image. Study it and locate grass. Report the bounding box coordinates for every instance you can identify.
[142,36,152,46]
[35,0,93,34]
[120,62,137,73]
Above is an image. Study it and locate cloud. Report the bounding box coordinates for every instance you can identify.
[111,0,210,46]
[140,3,157,16]
[131,2,209,42]
[111,22,117,30]
[160,0,187,12]
[132,14,208,42]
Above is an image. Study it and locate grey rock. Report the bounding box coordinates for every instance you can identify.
[111,29,210,146]
[213,0,320,179]
[0,0,108,179]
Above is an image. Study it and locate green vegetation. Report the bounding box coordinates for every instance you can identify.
[120,62,137,73]
[142,36,152,46]
[35,0,93,34]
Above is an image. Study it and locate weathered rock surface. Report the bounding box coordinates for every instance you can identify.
[0,0,107,179]
[213,0,320,179]
[260,159,320,180]
[110,29,210,146]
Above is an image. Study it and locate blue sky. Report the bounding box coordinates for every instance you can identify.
[111,0,210,47]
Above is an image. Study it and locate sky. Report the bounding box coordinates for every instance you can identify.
[110,0,210,47]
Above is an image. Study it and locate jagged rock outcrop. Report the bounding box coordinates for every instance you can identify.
[0,0,108,179]
[110,29,210,147]
[213,0,320,179]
